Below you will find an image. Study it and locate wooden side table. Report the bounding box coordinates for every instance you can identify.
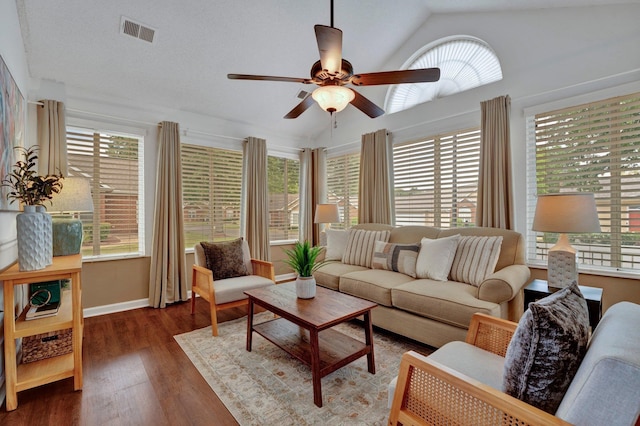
[523,279,603,329]
[0,254,83,411]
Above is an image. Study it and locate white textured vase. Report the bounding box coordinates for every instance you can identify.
[36,205,53,265]
[17,205,49,271]
[296,276,316,299]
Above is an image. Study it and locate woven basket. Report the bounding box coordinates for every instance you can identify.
[22,329,72,363]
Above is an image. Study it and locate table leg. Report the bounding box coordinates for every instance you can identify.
[364,310,375,374]
[309,329,323,407]
[246,298,254,352]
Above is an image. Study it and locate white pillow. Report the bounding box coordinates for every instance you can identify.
[450,235,503,286]
[324,229,349,261]
[342,229,391,268]
[415,235,460,281]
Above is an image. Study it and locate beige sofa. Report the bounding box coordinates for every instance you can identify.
[314,224,530,348]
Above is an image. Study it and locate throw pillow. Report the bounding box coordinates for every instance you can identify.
[449,235,502,286]
[200,238,249,281]
[415,235,460,281]
[342,229,391,268]
[502,281,590,414]
[325,229,349,261]
[371,241,420,278]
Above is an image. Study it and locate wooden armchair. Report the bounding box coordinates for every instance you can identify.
[191,241,275,336]
[388,313,571,426]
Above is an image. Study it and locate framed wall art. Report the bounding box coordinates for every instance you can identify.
[0,54,25,211]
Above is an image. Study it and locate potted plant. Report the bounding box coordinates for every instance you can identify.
[283,240,324,299]
[2,145,63,271]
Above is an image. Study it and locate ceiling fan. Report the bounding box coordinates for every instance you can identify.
[227,0,440,119]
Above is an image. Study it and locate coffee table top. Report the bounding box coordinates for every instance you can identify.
[245,282,377,330]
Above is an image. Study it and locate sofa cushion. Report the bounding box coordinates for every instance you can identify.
[200,239,249,280]
[313,262,368,290]
[371,241,420,278]
[391,280,500,328]
[415,235,460,281]
[339,269,414,306]
[324,229,349,260]
[450,235,502,286]
[503,281,589,414]
[555,301,640,425]
[342,229,390,268]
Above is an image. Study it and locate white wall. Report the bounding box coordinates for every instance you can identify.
[315,4,640,236]
[0,0,32,404]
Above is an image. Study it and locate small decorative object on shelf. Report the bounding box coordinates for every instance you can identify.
[1,145,63,271]
[283,240,325,299]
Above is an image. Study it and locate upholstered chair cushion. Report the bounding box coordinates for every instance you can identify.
[200,238,249,280]
[371,241,420,278]
[450,235,502,286]
[502,281,589,414]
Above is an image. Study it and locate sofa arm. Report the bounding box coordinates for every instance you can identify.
[477,264,530,304]
[388,351,570,426]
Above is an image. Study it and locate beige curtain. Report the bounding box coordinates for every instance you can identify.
[37,100,68,176]
[242,137,270,260]
[149,121,187,308]
[476,95,514,229]
[299,148,326,245]
[358,129,393,224]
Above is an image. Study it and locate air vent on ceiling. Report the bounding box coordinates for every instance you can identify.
[296,89,310,99]
[120,16,155,43]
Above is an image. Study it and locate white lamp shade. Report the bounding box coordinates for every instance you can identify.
[312,86,355,113]
[47,177,94,213]
[532,193,600,233]
[314,203,339,224]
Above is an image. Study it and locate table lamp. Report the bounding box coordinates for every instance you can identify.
[47,177,94,256]
[314,203,339,228]
[532,193,600,288]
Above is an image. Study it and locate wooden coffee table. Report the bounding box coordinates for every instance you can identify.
[244,282,377,407]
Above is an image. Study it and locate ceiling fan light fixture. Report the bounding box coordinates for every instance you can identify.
[312,85,355,113]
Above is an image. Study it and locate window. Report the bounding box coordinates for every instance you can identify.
[326,152,360,229]
[393,128,481,227]
[527,91,640,273]
[385,36,502,115]
[268,156,300,242]
[66,126,144,258]
[181,144,243,248]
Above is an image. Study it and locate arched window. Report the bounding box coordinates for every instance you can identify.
[385,36,502,114]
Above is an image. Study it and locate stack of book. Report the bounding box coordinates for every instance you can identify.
[26,301,61,320]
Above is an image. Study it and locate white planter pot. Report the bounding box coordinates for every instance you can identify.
[36,205,53,265]
[296,276,316,299]
[17,205,49,271]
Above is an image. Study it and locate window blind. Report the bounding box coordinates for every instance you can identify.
[181,143,243,248]
[528,91,640,272]
[66,126,144,258]
[326,152,360,229]
[393,128,480,227]
[267,156,300,242]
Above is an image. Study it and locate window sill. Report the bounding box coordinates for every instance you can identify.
[527,263,640,280]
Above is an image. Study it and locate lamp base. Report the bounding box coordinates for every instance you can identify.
[548,249,578,289]
[52,217,83,256]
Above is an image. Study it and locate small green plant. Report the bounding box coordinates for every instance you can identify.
[282,240,324,277]
[1,146,63,206]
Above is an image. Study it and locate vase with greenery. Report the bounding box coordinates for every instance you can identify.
[283,240,324,299]
[2,146,64,270]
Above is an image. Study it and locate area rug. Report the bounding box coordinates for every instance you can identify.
[174,312,431,426]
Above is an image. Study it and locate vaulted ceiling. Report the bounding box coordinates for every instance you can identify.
[16,0,638,141]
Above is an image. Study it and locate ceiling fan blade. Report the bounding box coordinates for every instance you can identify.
[314,25,342,75]
[350,68,441,86]
[350,90,385,118]
[284,95,316,119]
[228,74,312,84]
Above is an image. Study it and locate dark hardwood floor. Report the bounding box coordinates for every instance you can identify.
[0,299,247,425]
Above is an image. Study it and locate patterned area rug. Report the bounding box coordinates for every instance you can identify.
[174,312,430,426]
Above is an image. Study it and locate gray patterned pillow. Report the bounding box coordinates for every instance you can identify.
[371,241,420,278]
[200,238,249,280]
[503,281,589,414]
